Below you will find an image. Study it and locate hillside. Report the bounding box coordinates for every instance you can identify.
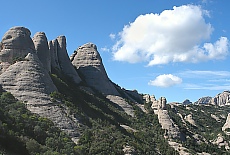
[0,26,230,154]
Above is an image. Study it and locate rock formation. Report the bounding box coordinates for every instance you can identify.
[157,109,181,139]
[0,27,35,73]
[182,99,192,105]
[32,32,51,72]
[194,96,212,105]
[211,91,230,106]
[106,95,134,116]
[0,26,83,143]
[50,36,82,84]
[48,39,60,70]
[71,43,119,95]
[222,113,230,134]
[143,94,156,103]
[184,114,196,126]
[195,91,230,106]
[151,97,167,110]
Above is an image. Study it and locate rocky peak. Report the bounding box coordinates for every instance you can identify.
[48,39,60,69]
[0,27,35,73]
[1,26,34,51]
[71,42,119,95]
[0,27,84,143]
[32,32,51,72]
[49,36,82,84]
[194,96,212,105]
[211,91,230,106]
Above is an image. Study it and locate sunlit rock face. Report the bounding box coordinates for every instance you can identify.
[0,26,84,143]
[32,32,51,72]
[0,26,35,73]
[71,43,119,96]
[211,91,230,106]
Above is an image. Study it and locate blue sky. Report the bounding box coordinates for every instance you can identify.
[1,0,230,103]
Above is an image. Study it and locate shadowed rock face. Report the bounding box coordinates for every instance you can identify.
[49,36,82,84]
[49,39,60,70]
[32,32,51,72]
[71,43,119,95]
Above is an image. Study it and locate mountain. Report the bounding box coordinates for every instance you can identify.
[195,91,230,106]
[0,26,230,155]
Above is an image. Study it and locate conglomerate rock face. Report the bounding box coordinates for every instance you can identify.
[211,91,230,106]
[71,43,119,96]
[0,27,35,73]
[222,113,230,134]
[0,53,56,104]
[0,26,83,143]
[49,36,82,84]
[32,32,51,72]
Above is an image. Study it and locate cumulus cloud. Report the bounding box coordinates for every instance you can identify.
[112,5,229,66]
[148,74,182,87]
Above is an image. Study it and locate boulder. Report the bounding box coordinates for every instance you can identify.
[32,32,51,72]
[71,42,119,95]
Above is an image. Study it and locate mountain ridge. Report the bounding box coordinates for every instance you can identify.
[1,26,230,155]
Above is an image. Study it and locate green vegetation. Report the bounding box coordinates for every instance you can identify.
[3,67,230,154]
[167,104,230,154]
[0,91,77,155]
[50,71,178,154]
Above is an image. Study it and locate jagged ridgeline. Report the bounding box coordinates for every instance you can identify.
[0,26,230,155]
[0,26,177,154]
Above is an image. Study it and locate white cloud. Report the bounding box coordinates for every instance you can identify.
[179,70,230,78]
[148,74,182,87]
[112,5,229,66]
[184,83,230,90]
[101,47,110,52]
[109,33,116,40]
[179,70,230,90]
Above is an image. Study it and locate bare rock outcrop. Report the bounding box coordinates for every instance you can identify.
[222,113,230,134]
[151,97,166,111]
[49,36,81,84]
[0,27,84,143]
[211,91,230,106]
[143,94,156,103]
[32,32,51,72]
[106,95,134,116]
[184,114,196,126]
[49,39,60,70]
[71,43,119,95]
[0,27,35,73]
[157,109,181,139]
[0,53,56,104]
[194,96,212,105]
[196,91,230,106]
